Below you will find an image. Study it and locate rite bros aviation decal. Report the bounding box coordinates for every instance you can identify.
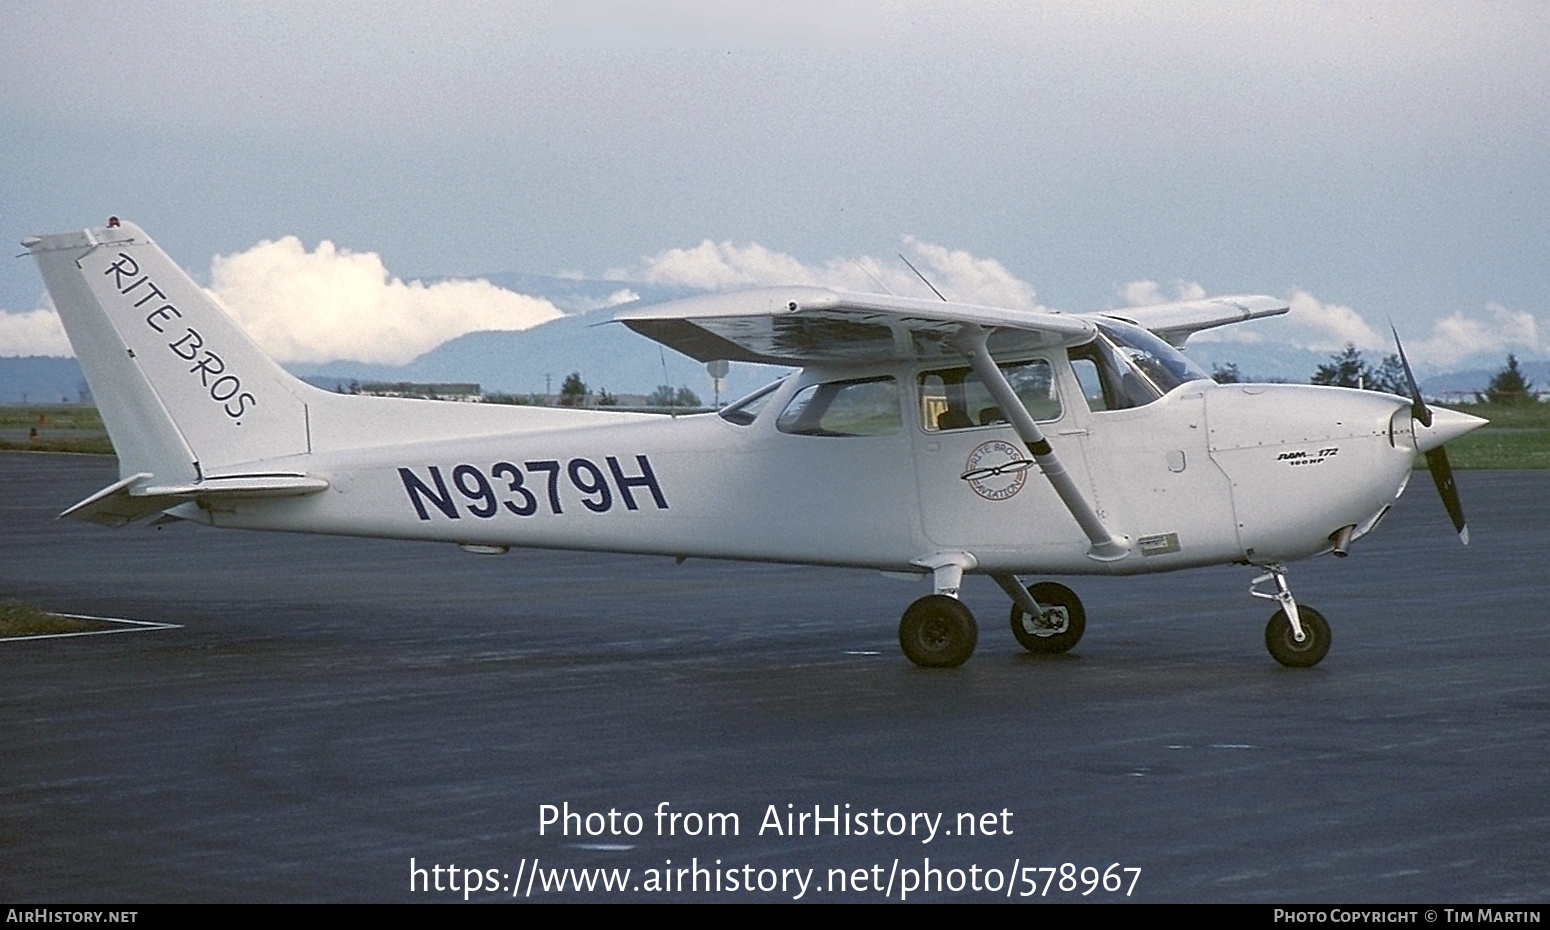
[103,251,257,424]
[960,439,1033,501]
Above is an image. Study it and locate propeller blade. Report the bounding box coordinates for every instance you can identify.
[1393,323,1474,544]
[1424,446,1468,545]
[1390,324,1431,427]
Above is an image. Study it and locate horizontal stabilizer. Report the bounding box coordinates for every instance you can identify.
[61,472,328,527]
[59,472,159,527]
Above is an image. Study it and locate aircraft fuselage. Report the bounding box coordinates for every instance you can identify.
[187,362,1418,578]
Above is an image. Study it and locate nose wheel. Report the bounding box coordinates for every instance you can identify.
[1265,606,1331,668]
[1251,565,1332,667]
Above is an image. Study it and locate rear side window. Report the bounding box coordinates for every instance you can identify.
[776,377,901,437]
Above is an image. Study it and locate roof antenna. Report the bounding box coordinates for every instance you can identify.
[852,259,894,295]
[659,347,677,419]
[898,252,947,302]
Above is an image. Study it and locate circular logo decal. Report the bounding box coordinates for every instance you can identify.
[961,439,1033,501]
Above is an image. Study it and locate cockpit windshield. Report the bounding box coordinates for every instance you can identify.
[1068,319,1212,412]
[1094,318,1211,394]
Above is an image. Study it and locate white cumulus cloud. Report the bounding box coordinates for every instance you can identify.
[0,300,71,356]
[1271,291,1546,369]
[3,238,566,364]
[617,240,821,290]
[896,236,1039,309]
[209,237,563,364]
[1120,279,1207,307]
[613,236,1043,309]
[1207,288,1386,350]
[1411,302,1543,369]
[562,287,642,314]
[1284,289,1387,351]
[1189,285,1546,371]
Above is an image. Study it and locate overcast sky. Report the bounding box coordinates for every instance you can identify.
[3,2,1546,371]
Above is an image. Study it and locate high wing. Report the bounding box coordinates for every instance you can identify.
[615,287,1287,362]
[613,286,1096,365]
[1096,295,1289,349]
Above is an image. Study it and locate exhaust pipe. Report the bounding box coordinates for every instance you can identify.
[1328,524,1356,558]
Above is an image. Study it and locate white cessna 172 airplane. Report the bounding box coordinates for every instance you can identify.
[26,219,1486,669]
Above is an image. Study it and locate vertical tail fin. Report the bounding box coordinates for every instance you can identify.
[25,220,314,484]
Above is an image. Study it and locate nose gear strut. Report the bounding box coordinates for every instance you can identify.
[1251,564,1331,668]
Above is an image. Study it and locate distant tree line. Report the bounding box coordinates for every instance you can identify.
[518,371,703,409]
[1308,344,1409,395]
[1210,344,1538,404]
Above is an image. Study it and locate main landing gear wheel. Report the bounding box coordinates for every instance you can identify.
[1009,582,1086,654]
[1265,606,1331,668]
[899,595,978,669]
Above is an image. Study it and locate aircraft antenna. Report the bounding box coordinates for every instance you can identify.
[853,259,894,295]
[659,347,676,419]
[898,252,947,301]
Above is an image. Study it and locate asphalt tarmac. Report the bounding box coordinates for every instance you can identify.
[2,452,1547,903]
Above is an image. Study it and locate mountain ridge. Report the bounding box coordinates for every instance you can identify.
[3,271,1542,403]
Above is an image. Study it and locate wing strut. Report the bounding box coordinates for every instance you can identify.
[951,326,1129,562]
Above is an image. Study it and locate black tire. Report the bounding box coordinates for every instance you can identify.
[1265,606,1331,668]
[1009,581,1086,654]
[899,595,977,668]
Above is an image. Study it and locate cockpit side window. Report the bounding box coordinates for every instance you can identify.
[918,358,1061,431]
[775,376,901,437]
